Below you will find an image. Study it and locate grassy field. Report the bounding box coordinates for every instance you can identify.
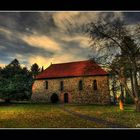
[64,104,140,128]
[0,103,139,128]
[0,103,106,128]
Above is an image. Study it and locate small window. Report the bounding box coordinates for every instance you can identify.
[79,80,83,90]
[45,81,48,89]
[60,81,64,91]
[93,80,97,90]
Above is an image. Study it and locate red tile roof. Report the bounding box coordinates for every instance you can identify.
[36,60,108,79]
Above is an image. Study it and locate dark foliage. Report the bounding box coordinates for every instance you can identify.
[31,63,40,77]
[0,58,34,102]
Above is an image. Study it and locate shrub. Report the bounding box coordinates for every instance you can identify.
[125,94,134,104]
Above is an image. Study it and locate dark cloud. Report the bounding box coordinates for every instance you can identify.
[16,12,57,35]
[0,12,57,66]
[123,12,140,24]
[0,12,57,35]
[96,12,140,24]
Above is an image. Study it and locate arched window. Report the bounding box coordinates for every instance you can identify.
[93,80,97,90]
[79,80,83,90]
[45,81,48,89]
[60,81,64,91]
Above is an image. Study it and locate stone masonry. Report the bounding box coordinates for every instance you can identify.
[31,75,110,104]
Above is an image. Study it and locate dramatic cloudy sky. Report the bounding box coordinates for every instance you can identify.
[0,11,140,68]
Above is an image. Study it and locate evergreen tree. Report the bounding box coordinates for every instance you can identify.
[0,59,33,102]
[31,63,40,77]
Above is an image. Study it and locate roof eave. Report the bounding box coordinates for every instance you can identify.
[35,74,109,80]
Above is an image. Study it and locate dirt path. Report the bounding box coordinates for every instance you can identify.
[60,106,129,128]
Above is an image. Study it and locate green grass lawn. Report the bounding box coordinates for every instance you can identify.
[0,103,106,128]
[0,103,139,128]
[63,104,140,128]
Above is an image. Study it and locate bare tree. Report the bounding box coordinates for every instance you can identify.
[86,18,140,112]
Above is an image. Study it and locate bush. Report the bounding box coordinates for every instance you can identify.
[125,94,134,104]
[50,93,59,103]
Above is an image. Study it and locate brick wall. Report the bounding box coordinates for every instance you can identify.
[31,76,110,104]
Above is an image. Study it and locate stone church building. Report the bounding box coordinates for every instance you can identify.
[31,60,110,104]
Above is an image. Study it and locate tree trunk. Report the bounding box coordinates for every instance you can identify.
[132,69,139,98]
[112,77,117,105]
[135,99,140,112]
[130,69,135,96]
[132,62,140,112]
[119,77,134,100]
[112,90,117,105]
[120,79,140,112]
[120,83,124,103]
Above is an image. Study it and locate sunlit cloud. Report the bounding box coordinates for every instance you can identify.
[52,12,80,30]
[28,52,87,69]
[61,35,91,49]
[28,55,52,68]
[0,63,6,68]
[51,53,82,64]
[22,34,62,52]
[0,28,12,35]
